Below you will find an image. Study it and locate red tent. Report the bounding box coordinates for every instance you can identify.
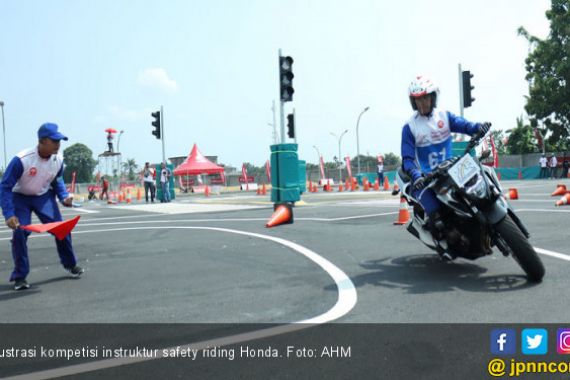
[173,144,225,176]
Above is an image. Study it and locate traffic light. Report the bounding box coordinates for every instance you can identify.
[462,70,475,108]
[151,111,161,139]
[287,113,295,138]
[279,56,294,102]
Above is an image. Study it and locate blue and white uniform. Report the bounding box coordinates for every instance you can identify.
[0,147,77,281]
[401,108,481,215]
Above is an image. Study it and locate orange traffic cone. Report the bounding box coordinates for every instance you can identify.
[266,204,293,228]
[383,176,390,191]
[205,185,210,197]
[351,178,356,192]
[373,180,380,191]
[256,187,261,195]
[126,189,132,204]
[338,182,343,192]
[363,180,370,191]
[136,188,142,201]
[262,183,267,195]
[508,188,518,200]
[556,192,570,206]
[552,184,567,196]
[393,197,410,225]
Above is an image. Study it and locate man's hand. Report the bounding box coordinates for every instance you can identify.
[62,196,74,207]
[478,122,492,137]
[6,216,20,230]
[413,176,427,191]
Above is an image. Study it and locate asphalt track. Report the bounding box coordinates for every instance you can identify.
[1,179,569,379]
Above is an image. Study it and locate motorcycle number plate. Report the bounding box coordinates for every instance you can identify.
[448,154,478,187]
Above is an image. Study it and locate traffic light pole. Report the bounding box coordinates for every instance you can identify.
[458,63,464,118]
[160,105,165,163]
[279,49,285,143]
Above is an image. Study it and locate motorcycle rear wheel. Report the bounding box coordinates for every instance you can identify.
[495,215,545,282]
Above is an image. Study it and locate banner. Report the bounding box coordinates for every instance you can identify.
[319,156,325,180]
[265,160,271,183]
[344,156,352,179]
[241,164,250,190]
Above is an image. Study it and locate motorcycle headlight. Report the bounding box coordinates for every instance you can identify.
[465,174,487,198]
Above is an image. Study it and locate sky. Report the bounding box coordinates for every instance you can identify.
[0,0,552,173]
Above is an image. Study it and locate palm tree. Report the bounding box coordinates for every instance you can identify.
[122,158,139,181]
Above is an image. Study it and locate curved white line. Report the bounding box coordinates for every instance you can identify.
[534,247,570,261]
[1,226,357,380]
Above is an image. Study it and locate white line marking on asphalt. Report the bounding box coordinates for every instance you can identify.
[517,208,570,213]
[1,226,357,380]
[534,247,570,261]
[69,208,99,214]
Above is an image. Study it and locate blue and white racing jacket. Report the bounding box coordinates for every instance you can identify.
[0,147,69,219]
[401,108,481,183]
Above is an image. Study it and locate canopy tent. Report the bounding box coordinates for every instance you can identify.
[173,144,225,176]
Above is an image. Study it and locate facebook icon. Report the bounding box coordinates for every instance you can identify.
[491,329,516,355]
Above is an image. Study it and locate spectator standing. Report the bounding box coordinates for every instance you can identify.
[377,157,384,186]
[142,162,156,203]
[539,154,548,179]
[160,163,171,203]
[562,155,570,179]
[100,176,109,200]
[549,155,558,179]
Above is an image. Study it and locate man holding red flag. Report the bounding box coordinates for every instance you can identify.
[0,123,83,290]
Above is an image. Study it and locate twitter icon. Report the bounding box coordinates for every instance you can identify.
[522,329,548,355]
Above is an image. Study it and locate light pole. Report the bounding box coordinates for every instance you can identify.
[330,129,348,182]
[356,106,370,175]
[0,100,6,171]
[116,130,124,183]
[312,145,321,182]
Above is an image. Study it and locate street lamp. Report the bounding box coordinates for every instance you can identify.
[0,100,6,171]
[356,106,370,175]
[330,129,349,182]
[312,145,322,182]
[116,130,124,184]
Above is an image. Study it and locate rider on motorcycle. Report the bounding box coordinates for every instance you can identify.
[401,75,491,258]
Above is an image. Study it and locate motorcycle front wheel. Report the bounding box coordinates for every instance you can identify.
[495,215,545,282]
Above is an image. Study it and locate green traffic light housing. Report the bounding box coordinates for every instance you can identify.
[280,56,295,102]
[151,111,161,139]
[462,70,475,108]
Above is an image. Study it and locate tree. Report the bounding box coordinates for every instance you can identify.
[518,0,570,151]
[505,116,541,154]
[121,158,139,181]
[63,143,97,183]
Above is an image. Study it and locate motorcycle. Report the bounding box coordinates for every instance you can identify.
[396,130,545,282]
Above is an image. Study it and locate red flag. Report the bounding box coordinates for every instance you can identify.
[344,156,352,179]
[242,163,249,190]
[265,160,271,183]
[21,215,81,241]
[70,171,76,194]
[489,136,499,168]
[220,171,226,185]
[319,156,325,181]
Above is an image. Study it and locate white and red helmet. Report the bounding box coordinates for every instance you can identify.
[408,75,439,111]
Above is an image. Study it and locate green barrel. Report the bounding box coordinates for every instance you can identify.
[270,143,301,203]
[298,160,306,194]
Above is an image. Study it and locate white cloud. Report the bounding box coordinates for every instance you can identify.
[137,68,178,93]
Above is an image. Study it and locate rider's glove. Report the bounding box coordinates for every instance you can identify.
[478,122,492,137]
[413,176,427,191]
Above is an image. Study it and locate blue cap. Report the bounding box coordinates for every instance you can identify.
[37,123,68,141]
